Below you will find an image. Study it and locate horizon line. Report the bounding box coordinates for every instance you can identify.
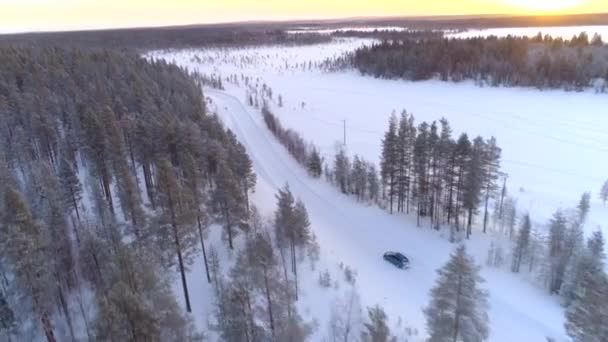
[2,11,608,35]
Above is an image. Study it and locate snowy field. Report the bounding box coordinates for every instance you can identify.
[447,25,608,39]
[150,35,608,341]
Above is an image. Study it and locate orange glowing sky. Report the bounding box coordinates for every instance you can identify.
[1,0,607,33]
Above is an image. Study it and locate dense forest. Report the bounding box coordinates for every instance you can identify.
[0,26,330,50]
[0,47,260,340]
[351,33,608,91]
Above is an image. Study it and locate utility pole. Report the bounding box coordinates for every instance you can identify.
[343,119,346,146]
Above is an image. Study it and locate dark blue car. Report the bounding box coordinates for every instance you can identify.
[383,252,410,269]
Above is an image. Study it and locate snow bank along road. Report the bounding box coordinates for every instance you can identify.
[206,88,566,342]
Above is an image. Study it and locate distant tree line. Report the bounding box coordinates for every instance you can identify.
[350,33,608,91]
[0,46,258,341]
[0,26,331,50]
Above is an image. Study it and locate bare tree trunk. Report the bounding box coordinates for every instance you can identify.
[262,267,275,341]
[452,273,463,342]
[57,284,76,341]
[173,223,191,312]
[197,215,211,283]
[483,191,490,233]
[40,310,56,342]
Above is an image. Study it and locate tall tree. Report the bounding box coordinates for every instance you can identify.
[548,210,569,294]
[58,156,83,222]
[576,192,591,224]
[0,188,56,342]
[600,179,608,205]
[307,148,323,178]
[212,159,248,250]
[381,114,399,214]
[424,245,489,342]
[154,158,197,312]
[511,214,532,273]
[564,267,608,342]
[463,136,486,238]
[333,146,351,194]
[481,137,501,233]
[413,122,430,227]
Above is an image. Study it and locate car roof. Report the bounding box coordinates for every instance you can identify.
[385,251,408,260]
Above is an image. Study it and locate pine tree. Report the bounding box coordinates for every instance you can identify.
[213,159,248,250]
[227,130,256,211]
[58,156,83,221]
[0,188,57,342]
[274,186,311,300]
[333,146,351,194]
[600,179,608,205]
[367,164,381,203]
[307,148,323,178]
[351,155,368,201]
[413,122,430,227]
[424,245,489,342]
[381,114,399,214]
[548,210,568,294]
[564,268,608,341]
[576,191,591,224]
[511,214,531,273]
[396,112,415,214]
[463,136,486,238]
[361,305,395,342]
[561,230,605,306]
[481,137,501,233]
[154,158,197,313]
[94,240,201,342]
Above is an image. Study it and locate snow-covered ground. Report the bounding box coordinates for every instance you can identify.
[151,38,608,233]
[447,25,608,39]
[204,88,565,341]
[150,36,608,341]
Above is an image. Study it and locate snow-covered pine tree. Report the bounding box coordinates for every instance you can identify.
[424,245,490,342]
[463,136,486,238]
[413,122,430,227]
[576,192,591,224]
[94,238,201,342]
[274,185,312,300]
[561,230,605,306]
[154,158,198,313]
[600,179,608,205]
[307,147,323,178]
[367,163,381,203]
[396,112,415,214]
[58,156,83,222]
[548,210,569,294]
[351,155,368,201]
[361,305,396,342]
[381,114,399,213]
[481,137,501,233]
[564,266,608,341]
[213,159,248,250]
[226,130,256,211]
[511,213,532,273]
[333,146,351,194]
[1,188,57,342]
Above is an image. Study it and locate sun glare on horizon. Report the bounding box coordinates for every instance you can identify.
[504,0,587,13]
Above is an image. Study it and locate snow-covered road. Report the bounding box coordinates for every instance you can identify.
[207,88,566,342]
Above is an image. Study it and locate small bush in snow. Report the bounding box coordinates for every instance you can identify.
[344,266,357,285]
[319,270,332,288]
